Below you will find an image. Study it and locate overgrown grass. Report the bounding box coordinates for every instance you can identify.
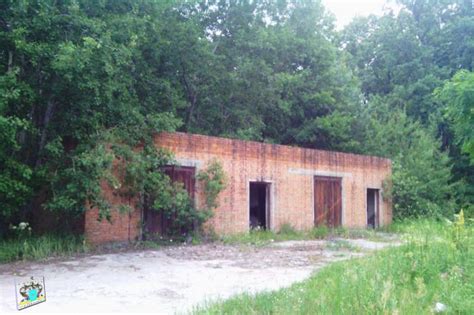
[0,234,88,263]
[194,219,474,314]
[220,223,390,246]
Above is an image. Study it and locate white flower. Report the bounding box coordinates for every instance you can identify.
[18,222,28,230]
[434,302,447,313]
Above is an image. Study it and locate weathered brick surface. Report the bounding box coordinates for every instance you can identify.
[85,168,141,245]
[85,132,392,244]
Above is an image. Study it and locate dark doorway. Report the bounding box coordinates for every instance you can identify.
[249,182,271,230]
[144,166,196,238]
[314,176,342,227]
[367,189,380,228]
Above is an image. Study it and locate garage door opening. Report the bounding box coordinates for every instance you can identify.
[367,188,380,228]
[314,176,342,227]
[249,182,271,230]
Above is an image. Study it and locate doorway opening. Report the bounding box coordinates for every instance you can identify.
[367,188,380,228]
[249,182,271,230]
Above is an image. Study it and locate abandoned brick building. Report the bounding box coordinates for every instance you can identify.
[85,132,392,244]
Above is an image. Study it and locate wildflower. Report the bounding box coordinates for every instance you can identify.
[18,222,29,230]
[433,302,447,313]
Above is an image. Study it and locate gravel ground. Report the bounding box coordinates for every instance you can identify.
[0,238,398,314]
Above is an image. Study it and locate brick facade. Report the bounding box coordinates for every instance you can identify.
[85,132,392,244]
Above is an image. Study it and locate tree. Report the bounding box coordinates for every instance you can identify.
[437,70,474,162]
[358,99,455,218]
[342,0,474,216]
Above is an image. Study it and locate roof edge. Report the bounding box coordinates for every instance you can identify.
[158,131,392,165]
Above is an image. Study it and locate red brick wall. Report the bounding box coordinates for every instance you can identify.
[85,132,392,244]
[85,171,141,245]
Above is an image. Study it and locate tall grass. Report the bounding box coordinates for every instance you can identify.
[195,219,474,314]
[0,234,88,263]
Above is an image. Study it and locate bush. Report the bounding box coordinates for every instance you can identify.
[151,159,227,238]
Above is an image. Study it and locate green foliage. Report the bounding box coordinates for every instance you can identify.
[0,234,88,263]
[149,160,227,238]
[0,0,473,234]
[0,116,32,222]
[195,220,474,314]
[325,239,358,251]
[359,102,455,218]
[146,178,195,237]
[311,225,330,239]
[342,0,474,216]
[46,141,115,219]
[437,70,474,162]
[0,0,186,232]
[220,225,386,246]
[196,159,227,212]
[221,228,302,247]
[152,181,203,237]
[278,223,298,235]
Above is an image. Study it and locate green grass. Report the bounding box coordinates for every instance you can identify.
[325,239,359,251]
[0,234,88,263]
[220,224,390,246]
[194,219,474,314]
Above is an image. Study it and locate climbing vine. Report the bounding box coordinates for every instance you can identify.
[196,159,227,213]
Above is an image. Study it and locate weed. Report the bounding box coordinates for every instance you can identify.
[326,239,358,251]
[310,226,329,239]
[193,219,474,314]
[278,223,298,235]
[0,234,88,263]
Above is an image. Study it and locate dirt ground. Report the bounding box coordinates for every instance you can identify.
[0,237,398,314]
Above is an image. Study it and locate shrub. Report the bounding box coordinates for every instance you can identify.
[151,159,227,238]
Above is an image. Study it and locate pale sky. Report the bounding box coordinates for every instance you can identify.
[321,0,400,29]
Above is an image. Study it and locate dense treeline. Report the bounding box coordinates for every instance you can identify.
[0,0,473,236]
